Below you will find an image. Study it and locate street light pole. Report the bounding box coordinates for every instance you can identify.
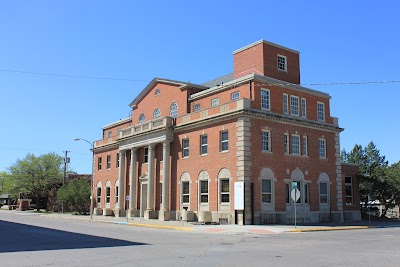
[74,137,94,220]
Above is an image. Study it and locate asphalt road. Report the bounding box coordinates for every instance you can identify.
[1,212,400,267]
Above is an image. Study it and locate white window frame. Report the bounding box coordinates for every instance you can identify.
[220,178,230,204]
[262,130,271,152]
[96,182,102,207]
[317,102,325,121]
[170,102,178,118]
[220,131,229,152]
[302,136,308,156]
[139,113,145,123]
[211,98,219,107]
[153,108,161,119]
[231,92,240,101]
[98,157,102,171]
[115,184,119,204]
[277,54,287,72]
[107,131,112,138]
[283,94,288,114]
[290,96,299,116]
[200,135,208,155]
[319,138,326,158]
[261,179,272,203]
[181,181,190,205]
[154,88,160,96]
[301,98,307,118]
[182,138,189,158]
[284,133,289,154]
[261,89,270,110]
[345,176,353,205]
[292,134,300,155]
[106,155,111,169]
[116,152,119,168]
[193,104,200,112]
[105,185,111,204]
[319,182,329,204]
[199,180,209,204]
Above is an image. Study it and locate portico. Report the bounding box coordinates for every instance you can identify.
[113,117,174,221]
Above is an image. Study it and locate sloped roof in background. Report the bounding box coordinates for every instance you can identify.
[201,73,234,88]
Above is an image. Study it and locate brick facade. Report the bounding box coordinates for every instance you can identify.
[92,40,361,224]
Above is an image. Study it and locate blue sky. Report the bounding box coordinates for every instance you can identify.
[1,1,399,174]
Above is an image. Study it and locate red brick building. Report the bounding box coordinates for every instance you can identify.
[92,40,361,224]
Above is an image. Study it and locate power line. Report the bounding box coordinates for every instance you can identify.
[0,68,399,87]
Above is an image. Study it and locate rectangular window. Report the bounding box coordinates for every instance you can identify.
[96,188,101,206]
[262,130,271,152]
[319,182,328,204]
[116,153,119,168]
[106,155,111,169]
[261,89,270,110]
[319,138,326,158]
[220,179,230,203]
[292,135,300,155]
[302,136,308,156]
[193,104,200,112]
[345,176,353,205]
[143,148,149,163]
[231,92,240,101]
[98,157,102,170]
[182,139,189,158]
[107,131,112,138]
[261,179,272,203]
[106,187,110,204]
[200,135,208,155]
[283,94,288,114]
[317,102,325,121]
[301,98,307,118]
[211,98,219,107]
[304,183,309,204]
[115,186,119,204]
[290,96,299,116]
[220,131,228,152]
[277,54,287,71]
[182,181,189,204]
[284,133,289,154]
[285,183,290,203]
[200,180,208,203]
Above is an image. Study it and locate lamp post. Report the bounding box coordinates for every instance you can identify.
[74,137,94,220]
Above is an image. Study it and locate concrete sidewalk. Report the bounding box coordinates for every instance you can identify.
[3,210,400,235]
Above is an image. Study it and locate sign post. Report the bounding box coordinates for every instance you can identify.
[125,195,130,222]
[291,183,301,229]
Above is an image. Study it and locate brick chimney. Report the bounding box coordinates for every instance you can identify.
[233,40,300,84]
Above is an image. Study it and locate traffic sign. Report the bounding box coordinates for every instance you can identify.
[291,188,300,202]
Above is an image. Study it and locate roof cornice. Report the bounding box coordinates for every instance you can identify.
[102,117,132,130]
[233,39,300,55]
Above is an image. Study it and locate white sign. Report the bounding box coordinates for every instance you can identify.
[291,188,300,202]
[126,195,130,201]
[234,181,244,210]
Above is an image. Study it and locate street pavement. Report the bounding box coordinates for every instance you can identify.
[2,209,399,235]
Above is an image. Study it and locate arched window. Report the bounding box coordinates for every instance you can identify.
[218,168,231,206]
[115,179,119,207]
[260,167,275,205]
[154,88,160,96]
[170,102,178,118]
[105,180,111,207]
[198,171,209,207]
[318,172,330,208]
[139,113,145,123]
[153,108,161,119]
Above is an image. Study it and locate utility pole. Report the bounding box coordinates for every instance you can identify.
[62,150,70,213]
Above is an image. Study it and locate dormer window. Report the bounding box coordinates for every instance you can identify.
[155,88,160,96]
[139,113,145,123]
[277,55,287,72]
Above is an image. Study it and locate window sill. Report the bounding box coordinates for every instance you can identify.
[182,156,189,159]
[262,150,272,154]
[200,154,208,157]
[345,203,354,206]
[319,157,328,160]
[220,150,229,154]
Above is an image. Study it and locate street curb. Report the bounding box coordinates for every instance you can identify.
[289,226,371,232]
[116,222,193,231]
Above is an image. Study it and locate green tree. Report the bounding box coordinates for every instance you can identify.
[0,172,18,198]
[8,152,63,210]
[341,142,400,217]
[57,178,90,214]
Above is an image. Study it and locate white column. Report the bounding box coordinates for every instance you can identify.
[146,144,155,211]
[161,141,170,211]
[129,148,137,212]
[117,150,125,209]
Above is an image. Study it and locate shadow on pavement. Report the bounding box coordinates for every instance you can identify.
[0,220,147,253]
